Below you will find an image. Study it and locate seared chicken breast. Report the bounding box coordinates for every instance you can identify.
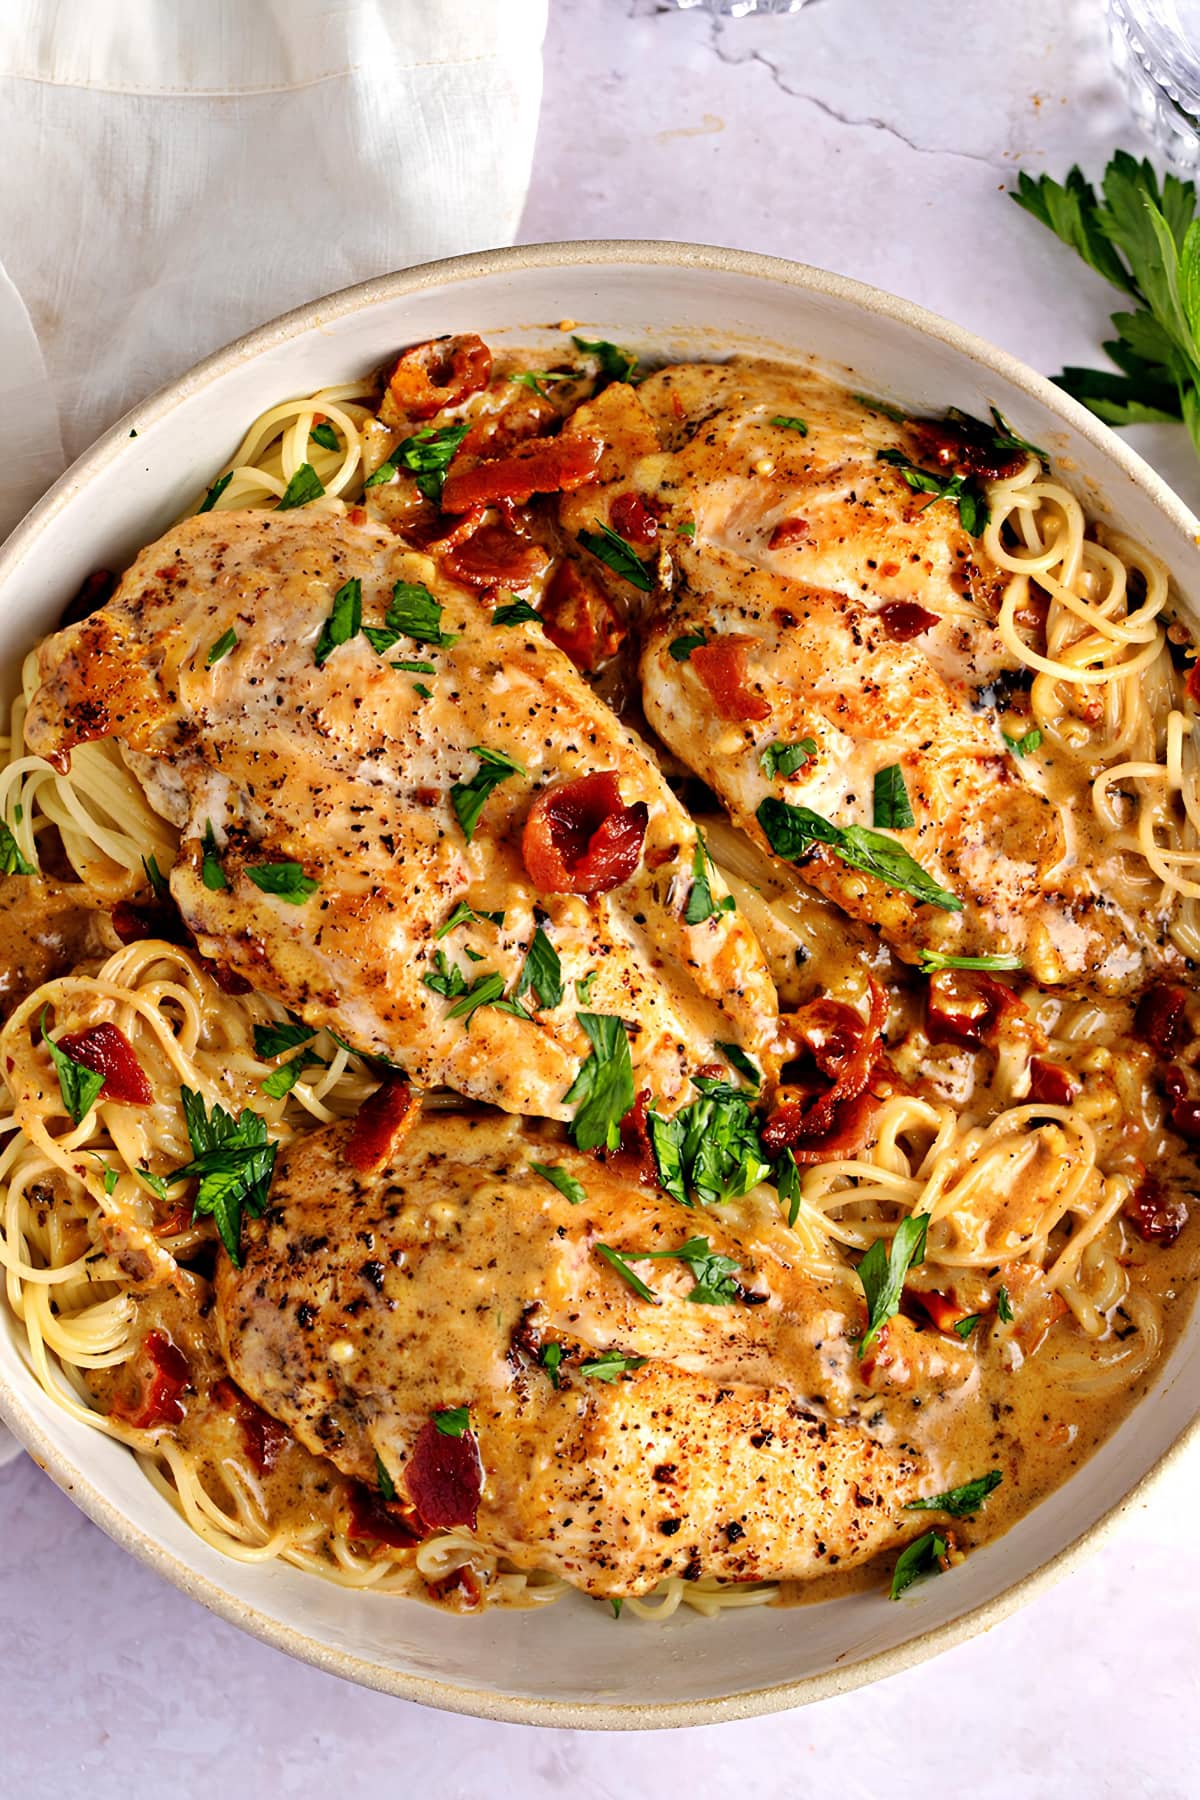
[24,510,780,1117]
[216,1108,940,1595]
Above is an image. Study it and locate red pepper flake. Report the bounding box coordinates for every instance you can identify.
[878,601,939,641]
[522,771,648,895]
[689,637,771,722]
[385,334,492,422]
[1124,1170,1188,1247]
[56,1022,152,1106]
[406,1418,484,1530]
[345,1079,420,1174]
[110,1329,190,1429]
[1133,983,1191,1059]
[441,432,602,513]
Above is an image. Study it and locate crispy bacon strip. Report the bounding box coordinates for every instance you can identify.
[384,334,492,422]
[763,980,888,1153]
[345,1078,420,1173]
[57,1023,152,1106]
[442,523,548,590]
[522,771,648,895]
[540,560,624,672]
[110,1329,189,1429]
[441,433,603,513]
[345,1481,426,1548]
[689,637,771,723]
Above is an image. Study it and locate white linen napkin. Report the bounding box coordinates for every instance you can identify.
[0,0,547,1466]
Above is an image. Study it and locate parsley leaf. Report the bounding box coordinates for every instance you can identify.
[493,598,541,627]
[853,393,908,423]
[375,1452,397,1501]
[918,951,1023,974]
[759,738,816,780]
[529,1161,587,1204]
[260,1049,323,1099]
[856,1213,929,1357]
[142,854,169,903]
[571,335,638,383]
[311,421,339,452]
[509,370,575,398]
[714,1041,761,1091]
[206,627,238,669]
[435,902,505,940]
[648,1079,771,1209]
[757,797,962,913]
[684,832,735,925]
[579,1351,648,1382]
[276,462,325,511]
[952,1313,985,1339]
[774,1148,801,1228]
[770,414,808,435]
[103,1167,120,1196]
[253,1021,317,1059]
[675,520,697,540]
[445,971,512,1025]
[575,970,598,1003]
[433,1405,470,1438]
[610,1598,623,1619]
[890,1530,948,1600]
[541,1343,563,1388]
[0,819,33,876]
[314,577,362,668]
[364,457,398,489]
[198,471,233,513]
[515,926,564,1009]
[579,522,654,592]
[365,580,456,654]
[450,746,526,844]
[245,862,319,905]
[1002,727,1043,758]
[997,1285,1014,1324]
[422,950,468,1000]
[668,633,706,662]
[564,1012,634,1152]
[872,762,915,830]
[630,1235,743,1305]
[170,1086,277,1267]
[595,1243,660,1304]
[988,406,1048,462]
[201,820,228,892]
[395,423,470,504]
[41,1008,105,1123]
[876,447,990,537]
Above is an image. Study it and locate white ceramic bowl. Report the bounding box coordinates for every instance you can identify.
[2,244,1198,1729]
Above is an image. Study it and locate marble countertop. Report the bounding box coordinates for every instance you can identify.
[3,0,1199,1791]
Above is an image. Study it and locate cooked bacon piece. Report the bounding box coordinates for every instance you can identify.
[1125,1170,1188,1247]
[442,524,548,590]
[110,1329,189,1429]
[111,897,189,947]
[345,1078,419,1173]
[878,600,939,641]
[1163,1065,1200,1141]
[909,417,1025,483]
[212,1377,290,1477]
[56,1022,152,1105]
[777,1090,882,1165]
[768,517,810,550]
[345,1480,426,1548]
[1028,1057,1080,1107]
[458,392,559,463]
[764,980,887,1152]
[689,637,771,723]
[616,1088,657,1186]
[406,1417,484,1530]
[925,970,1022,1049]
[540,560,624,672]
[610,491,659,547]
[522,772,648,895]
[384,334,492,423]
[441,433,603,513]
[914,1291,971,1336]
[1134,983,1191,1059]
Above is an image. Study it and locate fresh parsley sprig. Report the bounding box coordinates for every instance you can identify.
[757,797,962,913]
[876,448,989,537]
[450,746,526,843]
[907,1471,1002,1518]
[579,522,654,592]
[918,951,1023,974]
[855,1213,929,1357]
[169,1087,277,1266]
[648,1078,771,1209]
[564,1012,634,1152]
[41,1008,105,1124]
[684,832,736,925]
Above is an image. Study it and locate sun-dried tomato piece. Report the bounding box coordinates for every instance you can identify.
[768,517,810,550]
[345,1481,426,1548]
[212,1377,290,1477]
[522,772,648,895]
[385,334,492,422]
[616,1089,658,1186]
[774,1091,882,1165]
[925,970,1022,1049]
[689,637,771,722]
[910,418,1026,482]
[1027,1057,1080,1107]
[609,491,659,547]
[1163,1065,1200,1141]
[442,523,548,590]
[56,1022,153,1105]
[406,1418,484,1530]
[441,433,603,512]
[427,1562,484,1608]
[539,560,624,672]
[764,981,888,1153]
[913,1290,971,1336]
[1124,1170,1188,1247]
[1134,983,1191,1059]
[345,1079,419,1174]
[878,601,939,641]
[110,1329,190,1429]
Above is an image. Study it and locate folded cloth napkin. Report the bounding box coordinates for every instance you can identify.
[0,0,546,1466]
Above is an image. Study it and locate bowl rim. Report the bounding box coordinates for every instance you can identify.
[1,236,1198,1731]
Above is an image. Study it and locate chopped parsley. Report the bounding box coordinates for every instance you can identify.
[253,1021,317,1059]
[493,598,541,627]
[595,1243,660,1305]
[206,627,238,669]
[571,335,638,383]
[918,951,1023,974]
[890,1530,948,1600]
[142,854,169,903]
[364,457,398,489]
[394,422,470,504]
[509,369,575,398]
[757,797,962,913]
[872,762,915,831]
[260,1049,324,1099]
[245,862,319,905]
[953,1313,985,1339]
[314,577,362,668]
[647,1077,771,1209]
[103,1167,120,1196]
[564,1012,634,1152]
[435,901,505,940]
[514,926,564,1009]
[198,471,233,513]
[876,447,989,537]
[610,1599,623,1620]
[375,1452,397,1501]
[770,414,809,435]
[541,1343,563,1388]
[997,1284,1014,1323]
[446,971,515,1025]
[987,406,1048,463]
[668,633,706,662]
[578,522,653,592]
[853,393,908,423]
[201,821,228,891]
[364,580,456,654]
[1002,727,1043,757]
[599,1235,743,1306]
[450,746,527,844]
[714,1042,761,1091]
[575,970,598,1003]
[774,1148,801,1228]
[684,832,735,925]
[675,520,697,540]
[169,1086,277,1267]
[759,738,816,780]
[422,950,468,1000]
[856,1213,929,1358]
[529,1161,587,1205]
[310,420,339,452]
[0,820,33,877]
[276,462,325,511]
[433,1405,470,1438]
[390,659,435,675]
[41,1008,105,1123]
[136,1166,172,1204]
[413,682,432,700]
[579,1351,648,1382]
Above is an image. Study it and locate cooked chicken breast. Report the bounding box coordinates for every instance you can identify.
[216,1108,941,1595]
[558,361,1173,990]
[24,510,780,1117]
